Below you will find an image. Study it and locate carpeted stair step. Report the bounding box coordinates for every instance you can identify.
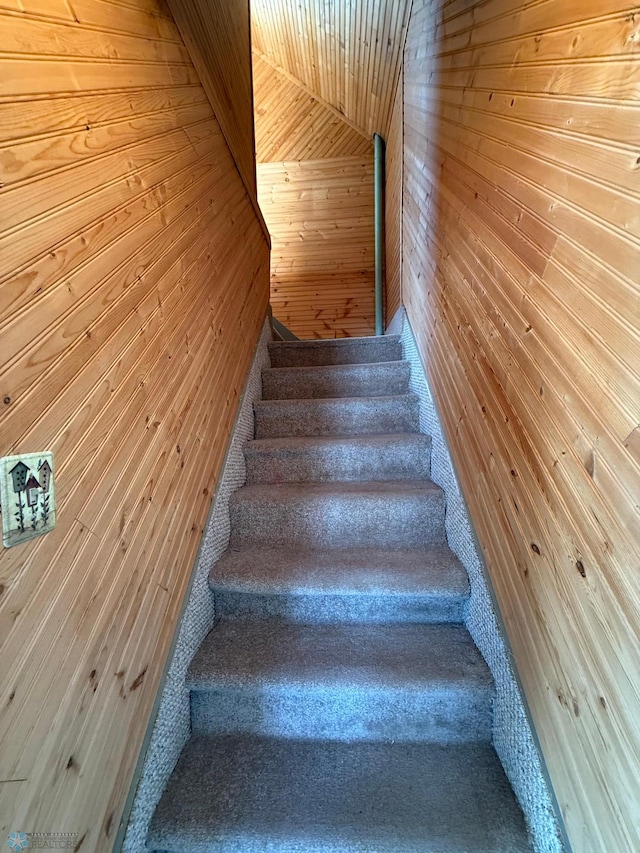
[244,434,431,484]
[187,621,493,742]
[228,481,446,549]
[262,360,410,400]
[210,545,469,623]
[147,734,530,853]
[254,394,419,438]
[268,334,402,368]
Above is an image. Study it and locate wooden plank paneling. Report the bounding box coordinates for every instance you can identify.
[0,1,270,849]
[253,52,370,162]
[251,0,413,138]
[257,158,374,339]
[253,54,374,339]
[385,67,403,324]
[164,0,258,200]
[401,1,640,851]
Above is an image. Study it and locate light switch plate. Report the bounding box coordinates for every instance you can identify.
[0,452,56,548]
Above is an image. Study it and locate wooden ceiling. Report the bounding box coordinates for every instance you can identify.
[250,0,413,138]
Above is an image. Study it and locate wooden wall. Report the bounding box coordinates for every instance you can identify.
[251,0,413,138]
[165,0,257,200]
[257,158,375,339]
[0,0,269,848]
[253,52,371,162]
[399,1,640,851]
[254,55,374,339]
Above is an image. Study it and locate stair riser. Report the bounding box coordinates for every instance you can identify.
[262,362,410,400]
[269,338,403,367]
[254,396,420,438]
[213,590,467,624]
[190,686,493,743]
[245,438,431,484]
[229,492,446,549]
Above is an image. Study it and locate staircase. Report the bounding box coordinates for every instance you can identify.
[148,335,530,853]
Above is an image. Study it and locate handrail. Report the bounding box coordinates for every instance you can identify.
[270,313,300,341]
[374,133,386,336]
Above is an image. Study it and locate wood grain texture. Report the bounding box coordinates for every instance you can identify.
[0,1,269,848]
[251,0,413,138]
[164,0,258,198]
[253,52,370,162]
[253,55,374,339]
[257,158,375,339]
[400,1,640,851]
[385,67,403,325]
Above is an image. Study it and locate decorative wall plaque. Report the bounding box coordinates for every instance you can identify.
[0,452,56,548]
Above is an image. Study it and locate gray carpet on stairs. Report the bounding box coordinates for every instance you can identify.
[229,481,447,549]
[211,546,470,623]
[261,360,411,399]
[148,735,529,853]
[187,621,494,742]
[254,394,420,438]
[244,434,432,484]
[268,336,403,367]
[148,335,531,852]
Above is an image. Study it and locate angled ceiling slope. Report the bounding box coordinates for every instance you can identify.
[253,53,371,162]
[250,0,413,138]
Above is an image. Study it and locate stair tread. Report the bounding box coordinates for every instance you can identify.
[264,358,406,372]
[255,392,418,407]
[148,734,529,853]
[229,481,445,550]
[211,545,469,596]
[269,335,401,348]
[231,479,442,501]
[262,360,409,398]
[245,433,431,452]
[267,336,403,369]
[187,621,492,690]
[254,394,420,438]
[244,433,432,484]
